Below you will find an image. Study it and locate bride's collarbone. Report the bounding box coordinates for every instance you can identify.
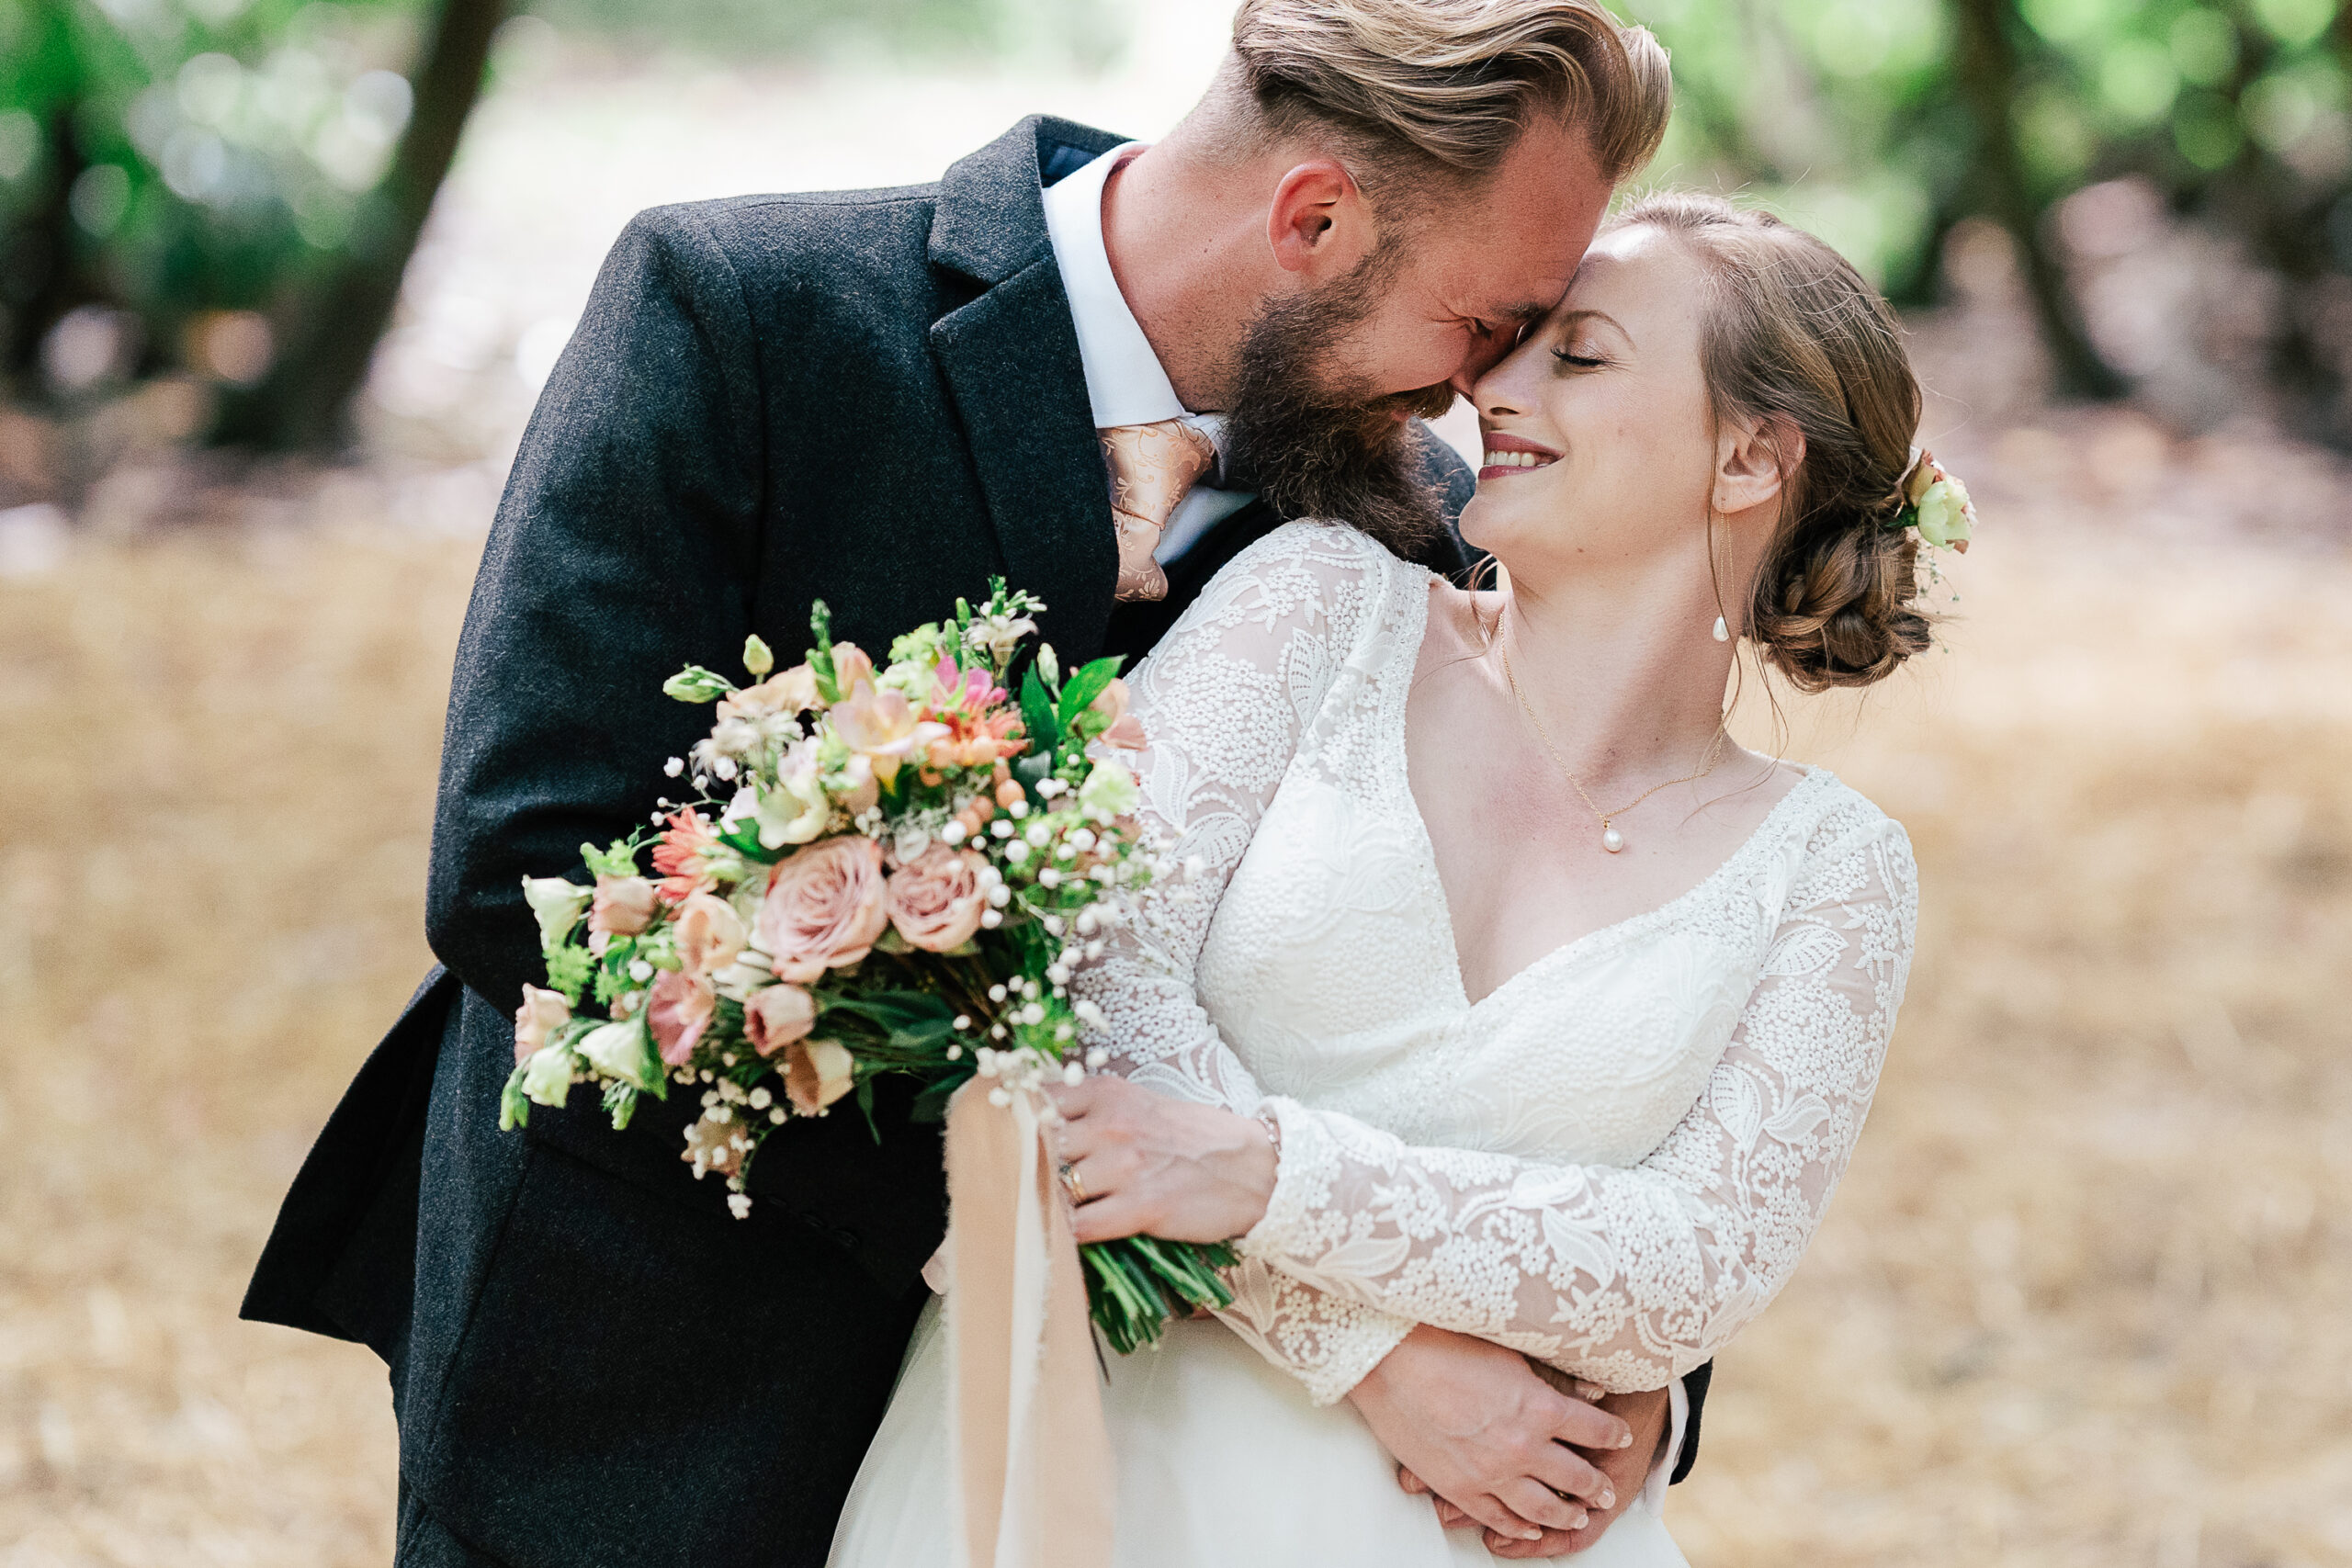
[1401,702,1798,999]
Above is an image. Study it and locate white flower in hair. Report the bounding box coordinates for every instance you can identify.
[1898,450,1974,552]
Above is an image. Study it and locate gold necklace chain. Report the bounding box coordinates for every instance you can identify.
[1498,614,1729,855]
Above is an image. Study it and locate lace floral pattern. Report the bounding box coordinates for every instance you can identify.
[1074,522,1917,1403]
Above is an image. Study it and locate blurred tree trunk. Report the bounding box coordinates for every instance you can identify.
[1945,0,2127,399]
[220,0,510,450]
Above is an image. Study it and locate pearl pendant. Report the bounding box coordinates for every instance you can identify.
[1712,615,1730,643]
[1602,826,1625,853]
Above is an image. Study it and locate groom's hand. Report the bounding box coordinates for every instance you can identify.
[1348,1326,1633,1543]
[1403,1385,1673,1557]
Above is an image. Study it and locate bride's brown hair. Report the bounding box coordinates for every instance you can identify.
[1614,193,1933,692]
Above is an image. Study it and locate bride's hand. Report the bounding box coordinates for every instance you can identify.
[1046,1076,1277,1244]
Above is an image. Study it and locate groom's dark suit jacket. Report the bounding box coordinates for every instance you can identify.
[243,115,1709,1568]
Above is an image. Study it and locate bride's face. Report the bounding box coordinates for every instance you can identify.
[1457,225,1719,580]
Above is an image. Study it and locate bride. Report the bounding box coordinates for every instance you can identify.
[831,192,1940,1567]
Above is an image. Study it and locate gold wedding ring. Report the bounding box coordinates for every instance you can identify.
[1057,1161,1087,1203]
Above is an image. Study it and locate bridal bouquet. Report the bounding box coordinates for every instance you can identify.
[497,582,1233,1352]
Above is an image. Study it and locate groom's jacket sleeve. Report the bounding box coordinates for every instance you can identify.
[424,204,766,1010]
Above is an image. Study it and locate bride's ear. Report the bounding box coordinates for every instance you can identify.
[1713,413,1800,519]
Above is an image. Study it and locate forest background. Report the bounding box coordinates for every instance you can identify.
[3,1,2350,1564]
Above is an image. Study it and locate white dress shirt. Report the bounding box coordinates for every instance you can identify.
[1041,144,1257,566]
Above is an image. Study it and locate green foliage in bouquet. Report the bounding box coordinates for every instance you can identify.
[499,581,1235,1354]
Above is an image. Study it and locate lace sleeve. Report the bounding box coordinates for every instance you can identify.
[1237,814,1917,1393]
[1074,521,1421,1403]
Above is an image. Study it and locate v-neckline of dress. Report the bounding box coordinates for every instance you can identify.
[1384,558,1830,1014]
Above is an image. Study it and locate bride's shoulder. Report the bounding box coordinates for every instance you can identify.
[1187,521,1415,630]
[1223,518,1408,581]
[1778,767,1917,877]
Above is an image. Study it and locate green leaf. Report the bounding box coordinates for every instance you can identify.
[910,1071,974,1124]
[662,665,736,704]
[603,1080,639,1130]
[1056,656,1124,735]
[820,990,956,1050]
[808,600,839,703]
[580,839,641,879]
[854,1077,879,1141]
[1020,667,1057,773]
[499,1064,532,1131]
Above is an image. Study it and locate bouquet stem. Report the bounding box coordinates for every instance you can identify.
[1080,1235,1240,1355]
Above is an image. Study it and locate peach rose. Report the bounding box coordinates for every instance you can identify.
[589,874,658,936]
[743,982,818,1056]
[646,970,717,1066]
[673,892,747,977]
[886,844,989,953]
[718,663,820,722]
[513,984,571,1066]
[1091,678,1147,750]
[783,1036,857,1116]
[756,836,888,983]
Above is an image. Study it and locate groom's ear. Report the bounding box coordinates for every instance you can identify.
[1713,413,1799,519]
[1266,160,1373,279]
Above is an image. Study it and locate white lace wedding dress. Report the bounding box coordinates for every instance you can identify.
[829,522,1917,1568]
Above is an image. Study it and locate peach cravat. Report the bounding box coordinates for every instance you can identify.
[1099,418,1216,602]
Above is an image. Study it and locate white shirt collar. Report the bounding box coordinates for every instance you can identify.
[1042,143,1252,561]
[1042,143,1191,430]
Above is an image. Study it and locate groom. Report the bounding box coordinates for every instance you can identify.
[244,1,1702,1562]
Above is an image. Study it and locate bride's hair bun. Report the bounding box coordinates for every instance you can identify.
[1614,193,1934,693]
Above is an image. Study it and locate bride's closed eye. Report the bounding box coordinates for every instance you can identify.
[1552,343,1611,371]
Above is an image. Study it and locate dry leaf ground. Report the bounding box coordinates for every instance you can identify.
[3,403,2349,1566]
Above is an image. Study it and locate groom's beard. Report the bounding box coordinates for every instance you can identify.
[1220,255,1458,558]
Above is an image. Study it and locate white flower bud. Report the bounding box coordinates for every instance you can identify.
[1075,910,1098,935]
[954,1014,972,1031]
[941,820,967,846]
[1063,1062,1084,1085]
[628,959,654,982]
[1025,822,1051,847]
[769,1107,787,1124]
[991,818,1015,840]
[980,909,1002,929]
[729,1193,753,1219]
[714,758,739,780]
[1004,841,1030,864]
[988,984,1009,1002]
[1085,1048,1109,1069]
[1042,914,1064,936]
[1008,798,1029,819]
[664,756,685,777]
[1038,868,1061,888]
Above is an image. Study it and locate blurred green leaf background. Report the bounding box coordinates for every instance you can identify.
[5,0,2352,449]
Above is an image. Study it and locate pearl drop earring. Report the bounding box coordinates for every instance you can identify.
[1712,615,1730,643]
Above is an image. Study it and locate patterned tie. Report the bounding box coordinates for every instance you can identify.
[1098,419,1216,602]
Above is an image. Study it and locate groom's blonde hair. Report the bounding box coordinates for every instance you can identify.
[1225,0,1672,189]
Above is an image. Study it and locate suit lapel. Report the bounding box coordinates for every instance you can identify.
[929,118,1128,663]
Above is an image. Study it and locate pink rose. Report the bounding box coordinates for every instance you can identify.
[756,836,888,982]
[646,970,717,1066]
[743,983,817,1057]
[513,985,571,1066]
[589,874,658,936]
[673,892,747,977]
[783,1036,857,1116]
[885,844,989,953]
